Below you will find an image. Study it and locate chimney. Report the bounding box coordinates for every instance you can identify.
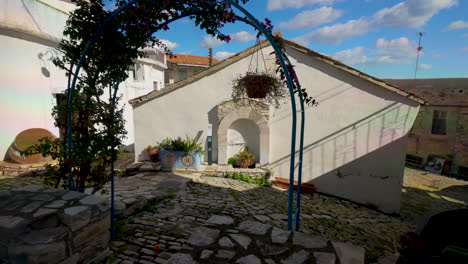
[209,48,213,67]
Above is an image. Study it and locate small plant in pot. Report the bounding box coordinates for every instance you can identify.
[147,145,159,162]
[236,148,255,168]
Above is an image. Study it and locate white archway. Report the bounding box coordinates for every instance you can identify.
[218,108,270,165]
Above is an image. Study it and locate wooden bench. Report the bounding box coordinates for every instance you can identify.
[406,154,424,168]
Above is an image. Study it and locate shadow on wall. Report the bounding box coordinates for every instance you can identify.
[270,103,415,213]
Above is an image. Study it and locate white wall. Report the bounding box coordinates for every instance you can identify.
[133,45,420,213]
[269,46,420,213]
[0,0,71,159]
[120,60,165,148]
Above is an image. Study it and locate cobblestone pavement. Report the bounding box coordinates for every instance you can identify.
[401,167,468,223]
[3,168,467,263]
[109,176,365,264]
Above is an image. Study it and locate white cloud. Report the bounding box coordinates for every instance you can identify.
[293,18,372,45]
[375,37,416,59]
[279,7,343,30]
[333,37,418,65]
[179,51,193,55]
[268,0,334,11]
[419,64,432,69]
[199,32,256,49]
[230,31,257,42]
[199,36,224,49]
[159,39,179,50]
[446,20,468,30]
[334,46,368,65]
[295,0,457,45]
[373,0,457,28]
[215,51,235,60]
[463,47,468,52]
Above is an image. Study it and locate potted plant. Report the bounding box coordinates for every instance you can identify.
[147,145,159,162]
[231,71,287,108]
[236,148,255,168]
[158,136,204,169]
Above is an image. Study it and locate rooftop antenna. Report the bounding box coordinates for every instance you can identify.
[413,32,425,79]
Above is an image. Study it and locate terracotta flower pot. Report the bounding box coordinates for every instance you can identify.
[240,159,252,168]
[148,148,159,162]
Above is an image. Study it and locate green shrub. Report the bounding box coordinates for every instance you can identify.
[156,136,204,154]
[227,156,237,166]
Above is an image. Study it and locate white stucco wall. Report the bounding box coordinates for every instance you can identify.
[0,0,71,159]
[120,60,165,148]
[0,0,166,157]
[133,44,420,213]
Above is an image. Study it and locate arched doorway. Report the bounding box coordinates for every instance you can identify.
[218,107,269,165]
[227,119,260,164]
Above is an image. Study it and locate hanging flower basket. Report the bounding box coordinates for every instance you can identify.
[232,71,287,107]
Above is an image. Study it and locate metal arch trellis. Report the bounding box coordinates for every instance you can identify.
[66,0,307,234]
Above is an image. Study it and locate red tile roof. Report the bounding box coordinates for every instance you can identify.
[167,54,220,66]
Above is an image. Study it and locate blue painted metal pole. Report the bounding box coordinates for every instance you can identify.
[229,2,298,230]
[110,161,115,238]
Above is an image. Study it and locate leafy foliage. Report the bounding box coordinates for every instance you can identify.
[24,0,249,191]
[227,156,237,166]
[157,136,204,154]
[225,172,271,187]
[236,148,255,162]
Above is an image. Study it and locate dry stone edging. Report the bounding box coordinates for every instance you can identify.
[0,185,110,264]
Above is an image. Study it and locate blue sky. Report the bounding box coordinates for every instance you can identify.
[106,0,468,79]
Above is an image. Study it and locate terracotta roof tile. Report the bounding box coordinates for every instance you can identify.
[167,54,220,66]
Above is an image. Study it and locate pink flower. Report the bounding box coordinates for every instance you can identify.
[163,24,170,31]
[224,35,231,43]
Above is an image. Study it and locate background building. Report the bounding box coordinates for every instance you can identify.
[165,53,220,84]
[386,78,468,178]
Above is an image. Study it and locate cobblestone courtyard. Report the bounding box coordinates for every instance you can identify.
[1,167,467,263]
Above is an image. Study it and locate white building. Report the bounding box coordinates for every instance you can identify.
[0,0,166,159]
[130,40,425,213]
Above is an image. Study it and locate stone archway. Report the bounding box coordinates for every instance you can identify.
[218,107,270,165]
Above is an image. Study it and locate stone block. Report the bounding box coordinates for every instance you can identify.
[62,191,86,201]
[79,195,109,212]
[188,226,220,247]
[8,241,67,264]
[63,206,91,231]
[78,231,110,263]
[237,221,271,235]
[20,201,44,213]
[293,232,327,249]
[13,185,44,192]
[73,217,110,248]
[332,241,365,264]
[19,226,68,245]
[271,227,290,244]
[0,216,26,229]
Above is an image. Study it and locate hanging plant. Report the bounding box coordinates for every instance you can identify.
[231,71,288,108]
[231,38,288,108]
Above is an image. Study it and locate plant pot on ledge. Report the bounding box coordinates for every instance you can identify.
[147,146,159,162]
[159,149,201,169]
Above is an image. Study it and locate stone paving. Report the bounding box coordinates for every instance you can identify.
[3,167,467,263]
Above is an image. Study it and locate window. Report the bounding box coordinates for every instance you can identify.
[129,66,136,80]
[153,81,158,90]
[431,110,447,135]
[178,69,187,81]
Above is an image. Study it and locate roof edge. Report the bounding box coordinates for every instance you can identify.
[130,39,426,106]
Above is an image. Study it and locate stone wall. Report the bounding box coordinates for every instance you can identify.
[406,106,468,175]
[0,163,47,177]
[0,185,110,264]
